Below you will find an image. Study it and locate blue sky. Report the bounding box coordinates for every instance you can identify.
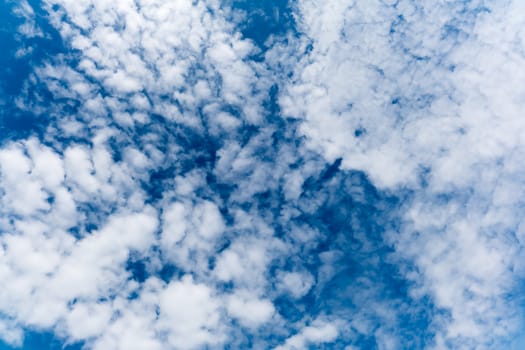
[1,0,525,349]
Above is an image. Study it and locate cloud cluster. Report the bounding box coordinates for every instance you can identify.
[1,0,525,349]
[278,0,525,348]
[1,0,344,348]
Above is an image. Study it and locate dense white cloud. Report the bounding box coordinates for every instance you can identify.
[0,134,161,346]
[158,275,224,349]
[226,290,275,328]
[214,235,282,291]
[276,271,314,299]
[275,319,339,350]
[160,200,226,273]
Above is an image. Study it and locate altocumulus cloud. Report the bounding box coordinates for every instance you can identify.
[0,0,524,349]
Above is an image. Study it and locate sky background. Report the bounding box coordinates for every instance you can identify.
[1,0,525,349]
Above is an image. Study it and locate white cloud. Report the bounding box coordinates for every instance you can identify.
[226,290,275,328]
[4,0,525,348]
[0,1,297,346]
[0,132,165,346]
[13,0,44,39]
[276,271,314,299]
[0,142,52,216]
[65,302,113,340]
[64,145,99,194]
[37,0,267,136]
[160,200,225,274]
[278,0,525,347]
[275,319,339,350]
[158,275,224,350]
[0,320,23,348]
[214,236,279,291]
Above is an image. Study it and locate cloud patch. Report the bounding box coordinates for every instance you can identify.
[1,0,525,349]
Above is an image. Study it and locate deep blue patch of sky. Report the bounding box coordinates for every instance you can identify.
[0,0,66,143]
[229,0,297,51]
[0,332,83,350]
